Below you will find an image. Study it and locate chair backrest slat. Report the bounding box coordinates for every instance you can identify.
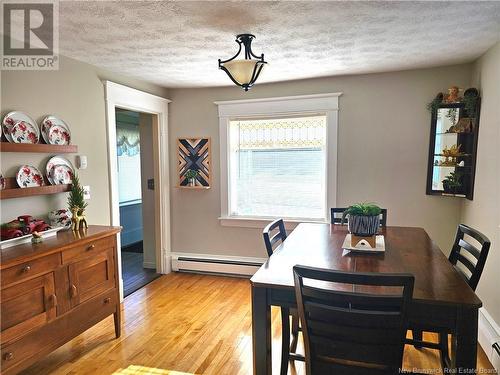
[449,224,490,291]
[330,207,388,226]
[302,285,403,309]
[262,219,287,257]
[293,265,414,375]
[458,239,481,259]
[455,253,477,275]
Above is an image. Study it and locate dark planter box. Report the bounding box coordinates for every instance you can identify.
[348,215,380,236]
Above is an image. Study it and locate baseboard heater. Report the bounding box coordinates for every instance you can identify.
[172,255,265,277]
[492,342,500,370]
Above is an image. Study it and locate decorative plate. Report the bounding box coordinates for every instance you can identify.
[0,174,5,190]
[42,116,71,145]
[2,111,38,143]
[49,164,73,185]
[16,165,44,188]
[10,121,40,144]
[48,124,71,145]
[45,155,74,185]
[48,209,72,228]
[342,234,385,253]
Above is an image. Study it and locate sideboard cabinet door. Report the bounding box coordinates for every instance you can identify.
[68,248,116,307]
[1,273,57,343]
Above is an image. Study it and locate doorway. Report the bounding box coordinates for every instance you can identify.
[115,109,160,296]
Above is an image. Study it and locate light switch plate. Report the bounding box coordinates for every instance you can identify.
[83,185,91,200]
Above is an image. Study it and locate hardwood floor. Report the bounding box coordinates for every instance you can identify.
[21,273,495,375]
[121,251,161,297]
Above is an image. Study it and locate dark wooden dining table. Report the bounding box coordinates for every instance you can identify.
[250,223,482,375]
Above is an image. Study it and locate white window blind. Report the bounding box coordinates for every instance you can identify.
[228,115,327,220]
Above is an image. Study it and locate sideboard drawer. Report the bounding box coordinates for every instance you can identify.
[62,236,115,264]
[1,253,60,288]
[0,288,117,374]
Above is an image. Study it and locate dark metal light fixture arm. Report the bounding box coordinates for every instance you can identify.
[218,33,267,91]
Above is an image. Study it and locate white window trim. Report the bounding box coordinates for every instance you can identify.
[215,93,341,228]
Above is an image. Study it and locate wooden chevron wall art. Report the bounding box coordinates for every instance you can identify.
[178,138,211,188]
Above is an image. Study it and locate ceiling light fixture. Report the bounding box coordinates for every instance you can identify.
[218,34,267,91]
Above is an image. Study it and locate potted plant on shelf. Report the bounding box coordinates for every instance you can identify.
[341,203,382,237]
[442,171,463,194]
[68,173,88,231]
[185,169,198,187]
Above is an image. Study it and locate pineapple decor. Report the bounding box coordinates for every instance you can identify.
[68,173,88,231]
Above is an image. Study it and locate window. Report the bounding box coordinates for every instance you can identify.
[229,115,327,219]
[217,93,341,225]
[116,123,142,204]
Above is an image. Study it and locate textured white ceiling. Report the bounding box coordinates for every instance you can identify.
[59,1,500,88]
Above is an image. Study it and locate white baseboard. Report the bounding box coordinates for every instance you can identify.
[171,252,267,277]
[142,261,156,270]
[478,307,500,370]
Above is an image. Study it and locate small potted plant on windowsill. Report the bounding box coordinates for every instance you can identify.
[185,169,198,187]
[341,203,382,237]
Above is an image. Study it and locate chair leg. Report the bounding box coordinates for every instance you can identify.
[439,332,451,370]
[290,309,300,353]
[280,307,291,375]
[412,329,423,349]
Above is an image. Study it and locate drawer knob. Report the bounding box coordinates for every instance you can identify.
[4,352,14,361]
[104,297,111,304]
[21,265,31,273]
[86,244,96,251]
[70,284,78,298]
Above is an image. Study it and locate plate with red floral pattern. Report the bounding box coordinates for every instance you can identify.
[45,155,74,185]
[41,116,71,145]
[2,111,38,143]
[16,165,44,188]
[49,164,74,185]
[10,120,40,144]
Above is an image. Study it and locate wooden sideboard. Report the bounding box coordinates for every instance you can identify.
[0,225,121,374]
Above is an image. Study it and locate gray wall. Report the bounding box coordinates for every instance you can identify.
[461,42,500,324]
[1,55,168,225]
[168,63,473,258]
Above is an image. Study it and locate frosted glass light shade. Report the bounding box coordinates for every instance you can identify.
[222,59,263,85]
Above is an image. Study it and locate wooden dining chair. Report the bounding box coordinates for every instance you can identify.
[330,207,388,226]
[409,224,491,368]
[262,219,304,374]
[263,219,287,257]
[293,265,415,375]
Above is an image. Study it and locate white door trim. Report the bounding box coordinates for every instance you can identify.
[104,81,171,301]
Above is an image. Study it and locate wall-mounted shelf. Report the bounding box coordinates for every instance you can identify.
[0,142,78,153]
[177,185,211,190]
[426,94,481,200]
[0,177,70,200]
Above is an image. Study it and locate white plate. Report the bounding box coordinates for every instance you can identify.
[42,116,71,145]
[10,120,40,144]
[16,165,44,188]
[49,164,74,185]
[0,174,5,190]
[2,111,38,143]
[342,234,385,253]
[45,155,74,185]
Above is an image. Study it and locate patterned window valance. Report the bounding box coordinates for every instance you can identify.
[117,125,140,156]
[230,115,326,150]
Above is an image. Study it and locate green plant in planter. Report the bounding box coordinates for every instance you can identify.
[442,171,463,193]
[342,203,381,219]
[341,203,382,237]
[185,169,198,186]
[67,173,87,214]
[185,169,198,180]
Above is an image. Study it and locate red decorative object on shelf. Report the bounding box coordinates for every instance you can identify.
[0,215,51,240]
